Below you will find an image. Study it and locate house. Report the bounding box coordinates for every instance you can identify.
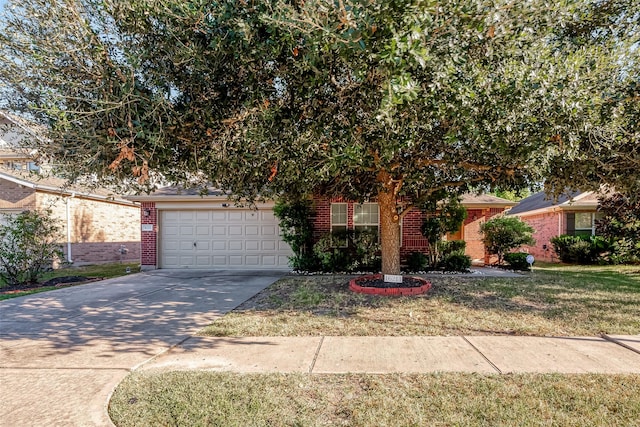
[1,111,141,265]
[0,170,141,265]
[129,187,516,270]
[507,190,602,262]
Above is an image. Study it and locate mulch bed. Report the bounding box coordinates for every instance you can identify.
[0,276,101,295]
[350,274,432,296]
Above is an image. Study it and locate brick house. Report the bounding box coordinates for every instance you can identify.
[507,190,602,262]
[129,187,515,270]
[0,170,140,265]
[313,194,516,266]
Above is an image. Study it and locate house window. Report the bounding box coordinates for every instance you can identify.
[568,212,604,237]
[354,203,379,235]
[330,203,348,246]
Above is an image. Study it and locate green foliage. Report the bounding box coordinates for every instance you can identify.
[273,198,317,270]
[421,196,467,268]
[503,252,532,271]
[438,240,467,257]
[440,253,472,272]
[0,210,63,287]
[596,194,640,264]
[405,251,428,272]
[551,235,609,264]
[480,217,535,265]
[312,230,381,273]
[1,0,638,274]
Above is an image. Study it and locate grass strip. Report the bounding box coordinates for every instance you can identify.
[110,372,640,427]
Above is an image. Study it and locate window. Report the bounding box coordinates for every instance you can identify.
[330,203,348,246]
[569,212,604,237]
[354,203,379,235]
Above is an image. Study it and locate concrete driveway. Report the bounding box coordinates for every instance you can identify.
[0,269,286,427]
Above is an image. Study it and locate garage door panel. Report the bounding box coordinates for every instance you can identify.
[262,240,276,251]
[228,225,243,235]
[246,240,260,251]
[160,209,292,269]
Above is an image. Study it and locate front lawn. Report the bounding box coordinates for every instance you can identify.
[0,262,141,300]
[109,264,640,426]
[110,372,640,427]
[200,264,640,337]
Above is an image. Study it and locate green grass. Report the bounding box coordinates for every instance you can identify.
[0,262,140,300]
[109,372,640,427]
[200,264,640,337]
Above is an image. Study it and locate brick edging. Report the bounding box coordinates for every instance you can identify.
[349,274,432,296]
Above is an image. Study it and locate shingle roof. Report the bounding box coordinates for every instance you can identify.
[508,190,586,215]
[0,169,136,206]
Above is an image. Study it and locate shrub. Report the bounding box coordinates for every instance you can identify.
[273,199,317,270]
[312,230,381,272]
[480,216,535,264]
[596,193,640,264]
[503,252,531,270]
[550,235,609,264]
[438,240,466,256]
[406,251,428,271]
[421,195,467,268]
[440,253,471,272]
[0,209,63,287]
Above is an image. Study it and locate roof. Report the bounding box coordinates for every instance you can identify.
[129,187,518,208]
[460,193,518,207]
[126,185,230,202]
[0,169,137,207]
[508,190,598,216]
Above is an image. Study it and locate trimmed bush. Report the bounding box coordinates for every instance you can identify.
[438,240,466,256]
[551,235,609,264]
[440,253,471,272]
[312,230,381,272]
[406,251,428,271]
[503,252,531,270]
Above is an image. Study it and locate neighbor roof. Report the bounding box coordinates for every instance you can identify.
[0,169,137,206]
[508,190,599,216]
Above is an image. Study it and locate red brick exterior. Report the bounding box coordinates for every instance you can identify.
[516,211,562,262]
[140,202,157,269]
[311,197,508,266]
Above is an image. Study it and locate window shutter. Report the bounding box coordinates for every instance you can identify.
[566,213,575,236]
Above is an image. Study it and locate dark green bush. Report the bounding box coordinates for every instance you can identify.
[503,252,531,270]
[438,240,466,256]
[312,230,381,272]
[406,251,428,271]
[551,235,609,264]
[440,253,471,272]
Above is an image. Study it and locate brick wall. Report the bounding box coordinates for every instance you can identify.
[37,193,140,264]
[140,202,157,269]
[0,177,36,209]
[518,211,562,262]
[311,197,508,266]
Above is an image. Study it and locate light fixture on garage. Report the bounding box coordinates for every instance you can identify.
[143,208,151,217]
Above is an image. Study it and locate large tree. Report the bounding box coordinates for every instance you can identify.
[1,0,638,277]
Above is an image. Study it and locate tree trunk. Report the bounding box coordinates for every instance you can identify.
[378,181,401,277]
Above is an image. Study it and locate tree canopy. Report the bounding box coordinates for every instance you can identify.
[1,0,638,275]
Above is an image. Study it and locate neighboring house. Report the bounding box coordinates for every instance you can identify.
[129,188,515,270]
[0,110,42,172]
[0,170,141,265]
[507,190,602,262]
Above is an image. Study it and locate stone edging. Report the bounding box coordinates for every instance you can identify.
[349,274,432,296]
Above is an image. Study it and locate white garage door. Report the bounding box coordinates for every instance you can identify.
[159,209,292,269]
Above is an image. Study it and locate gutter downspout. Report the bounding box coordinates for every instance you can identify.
[66,193,75,263]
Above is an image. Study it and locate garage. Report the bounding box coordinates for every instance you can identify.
[129,187,294,270]
[159,208,292,269]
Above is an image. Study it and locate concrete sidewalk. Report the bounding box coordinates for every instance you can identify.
[141,334,640,375]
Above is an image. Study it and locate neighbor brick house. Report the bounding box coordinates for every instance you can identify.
[507,190,602,262]
[129,187,515,270]
[0,170,141,265]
